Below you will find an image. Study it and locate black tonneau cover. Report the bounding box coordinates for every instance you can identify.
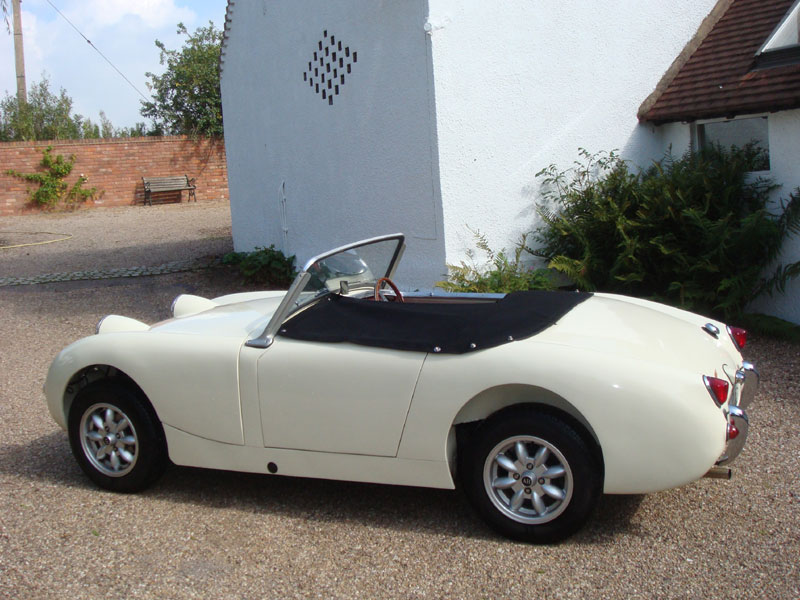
[278,290,591,354]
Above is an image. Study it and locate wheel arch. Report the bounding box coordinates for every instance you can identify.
[449,384,604,482]
[62,365,161,434]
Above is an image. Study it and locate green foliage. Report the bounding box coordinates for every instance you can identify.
[0,76,121,141]
[6,146,98,207]
[223,245,297,287]
[141,22,223,137]
[532,146,800,320]
[437,229,557,293]
[734,313,800,344]
[116,121,161,138]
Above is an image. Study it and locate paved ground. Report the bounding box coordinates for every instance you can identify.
[0,202,232,279]
[0,204,798,599]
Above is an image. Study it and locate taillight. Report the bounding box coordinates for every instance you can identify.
[727,326,747,350]
[703,375,729,407]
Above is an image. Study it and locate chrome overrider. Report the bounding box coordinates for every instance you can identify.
[732,361,759,410]
[715,361,759,468]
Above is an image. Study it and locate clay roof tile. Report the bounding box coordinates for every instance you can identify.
[640,0,800,123]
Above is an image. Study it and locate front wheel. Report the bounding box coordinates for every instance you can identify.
[68,381,166,493]
[461,410,601,543]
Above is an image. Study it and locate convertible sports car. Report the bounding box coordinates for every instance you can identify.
[45,234,757,543]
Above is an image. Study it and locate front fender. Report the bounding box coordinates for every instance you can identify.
[45,332,245,445]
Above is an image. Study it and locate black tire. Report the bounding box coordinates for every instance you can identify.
[68,381,167,493]
[461,409,601,543]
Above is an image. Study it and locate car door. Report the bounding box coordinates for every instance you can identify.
[257,337,426,456]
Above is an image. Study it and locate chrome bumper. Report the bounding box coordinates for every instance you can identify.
[717,361,758,466]
[717,405,748,466]
[732,361,759,409]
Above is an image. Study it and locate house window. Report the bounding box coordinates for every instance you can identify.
[696,116,770,171]
[754,0,800,68]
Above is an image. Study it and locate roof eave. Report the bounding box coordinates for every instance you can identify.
[638,0,736,122]
[645,98,800,125]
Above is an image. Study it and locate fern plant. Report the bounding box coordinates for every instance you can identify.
[437,229,556,293]
[531,145,800,320]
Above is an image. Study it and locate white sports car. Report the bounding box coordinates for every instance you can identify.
[45,234,757,543]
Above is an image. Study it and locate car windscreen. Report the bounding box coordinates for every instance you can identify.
[292,237,403,312]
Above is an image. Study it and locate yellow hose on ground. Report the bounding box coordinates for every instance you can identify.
[0,231,74,249]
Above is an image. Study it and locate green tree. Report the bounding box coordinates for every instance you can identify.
[118,121,161,137]
[0,75,115,141]
[140,22,223,137]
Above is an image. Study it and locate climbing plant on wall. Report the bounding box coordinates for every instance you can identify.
[6,146,98,208]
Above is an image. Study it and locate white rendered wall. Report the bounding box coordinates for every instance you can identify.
[749,109,800,324]
[221,0,445,285]
[426,0,718,270]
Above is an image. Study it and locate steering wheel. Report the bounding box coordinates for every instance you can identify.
[374,277,404,302]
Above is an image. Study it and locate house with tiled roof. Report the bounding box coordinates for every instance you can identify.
[640,0,800,322]
[220,0,799,323]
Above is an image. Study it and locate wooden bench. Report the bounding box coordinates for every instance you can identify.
[142,175,197,206]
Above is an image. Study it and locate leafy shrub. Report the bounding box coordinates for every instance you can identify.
[6,146,97,207]
[437,229,557,293]
[734,313,800,343]
[531,146,800,320]
[223,245,296,287]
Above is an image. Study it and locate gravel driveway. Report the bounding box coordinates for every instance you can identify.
[1,204,798,599]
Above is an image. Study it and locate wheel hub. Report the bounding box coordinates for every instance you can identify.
[483,435,574,525]
[79,402,139,478]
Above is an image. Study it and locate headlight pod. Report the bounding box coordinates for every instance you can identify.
[171,294,218,318]
[95,315,149,334]
[96,315,108,335]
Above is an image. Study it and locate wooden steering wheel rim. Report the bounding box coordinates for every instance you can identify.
[374,277,404,302]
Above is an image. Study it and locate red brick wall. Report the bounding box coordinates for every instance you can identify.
[0,136,228,215]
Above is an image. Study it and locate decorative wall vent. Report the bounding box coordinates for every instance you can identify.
[303,30,358,106]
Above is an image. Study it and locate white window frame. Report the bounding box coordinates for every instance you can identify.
[757,0,800,54]
[691,114,771,173]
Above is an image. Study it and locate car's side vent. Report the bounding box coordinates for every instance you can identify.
[303,30,358,106]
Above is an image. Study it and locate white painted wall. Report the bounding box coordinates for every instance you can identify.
[221,0,445,285]
[426,0,718,266]
[749,109,800,324]
[223,0,799,323]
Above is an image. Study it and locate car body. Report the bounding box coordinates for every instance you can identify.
[45,234,758,542]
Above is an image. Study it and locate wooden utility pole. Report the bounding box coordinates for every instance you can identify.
[12,0,26,104]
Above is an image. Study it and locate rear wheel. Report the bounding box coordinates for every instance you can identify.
[461,410,601,543]
[68,381,166,492]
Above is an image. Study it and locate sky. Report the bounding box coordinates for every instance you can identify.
[1,0,227,129]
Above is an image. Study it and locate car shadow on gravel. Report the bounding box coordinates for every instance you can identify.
[0,431,87,488]
[153,466,646,544]
[0,432,646,544]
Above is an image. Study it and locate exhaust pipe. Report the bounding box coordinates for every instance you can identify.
[704,466,732,480]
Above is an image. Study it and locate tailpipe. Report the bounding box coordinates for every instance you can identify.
[704,466,732,480]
